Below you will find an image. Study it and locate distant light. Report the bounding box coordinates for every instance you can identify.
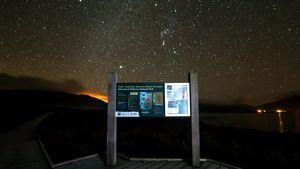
[119,65,123,69]
[257,109,262,113]
[276,109,283,113]
[79,0,82,2]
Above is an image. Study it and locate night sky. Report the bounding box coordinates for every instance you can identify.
[0,0,299,105]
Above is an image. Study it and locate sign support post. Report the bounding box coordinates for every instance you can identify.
[107,72,117,166]
[189,72,200,167]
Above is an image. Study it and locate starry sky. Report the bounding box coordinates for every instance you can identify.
[0,0,299,105]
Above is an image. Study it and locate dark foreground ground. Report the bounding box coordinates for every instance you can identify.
[37,110,300,169]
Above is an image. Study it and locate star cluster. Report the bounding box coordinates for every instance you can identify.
[0,0,299,105]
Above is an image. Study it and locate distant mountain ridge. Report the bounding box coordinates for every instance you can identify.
[0,90,107,110]
[0,90,107,133]
[257,94,300,111]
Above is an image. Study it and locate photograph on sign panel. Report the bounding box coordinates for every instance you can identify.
[140,92,153,110]
[153,92,163,106]
[165,83,190,116]
[128,92,139,110]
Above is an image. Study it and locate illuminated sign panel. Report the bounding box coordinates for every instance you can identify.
[165,83,190,117]
[116,83,165,117]
[116,83,190,117]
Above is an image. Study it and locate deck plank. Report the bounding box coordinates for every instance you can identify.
[133,161,161,169]
[205,161,222,169]
[146,161,168,169]
[159,161,182,169]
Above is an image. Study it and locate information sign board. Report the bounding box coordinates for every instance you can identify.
[116,82,190,117]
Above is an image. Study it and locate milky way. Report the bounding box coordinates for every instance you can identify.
[0,0,299,105]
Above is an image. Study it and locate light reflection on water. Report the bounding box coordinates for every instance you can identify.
[277,112,284,133]
[200,110,300,133]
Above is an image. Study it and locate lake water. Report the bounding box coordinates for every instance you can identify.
[200,111,300,133]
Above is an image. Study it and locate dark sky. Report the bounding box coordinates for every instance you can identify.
[0,0,299,105]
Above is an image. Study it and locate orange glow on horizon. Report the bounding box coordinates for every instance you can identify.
[81,92,108,103]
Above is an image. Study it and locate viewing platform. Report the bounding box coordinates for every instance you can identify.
[0,140,240,169]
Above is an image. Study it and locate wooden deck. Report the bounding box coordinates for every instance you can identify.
[0,140,241,169]
[0,114,241,169]
[0,140,50,169]
[55,156,240,169]
[56,157,237,169]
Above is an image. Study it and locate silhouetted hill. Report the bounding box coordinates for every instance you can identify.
[0,89,107,110]
[199,103,255,113]
[0,90,107,132]
[257,94,300,111]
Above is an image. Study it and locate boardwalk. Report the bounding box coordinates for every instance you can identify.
[0,115,240,169]
[0,140,50,169]
[55,156,241,169]
[1,140,240,169]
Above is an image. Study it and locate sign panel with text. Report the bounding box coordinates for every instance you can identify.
[116,83,165,117]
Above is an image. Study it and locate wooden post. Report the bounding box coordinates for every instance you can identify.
[189,72,200,167]
[107,72,117,166]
